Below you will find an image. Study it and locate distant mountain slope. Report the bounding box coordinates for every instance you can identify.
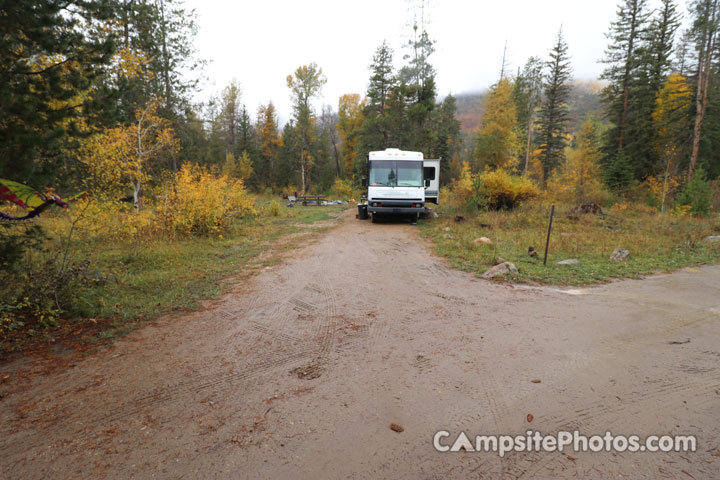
[454,80,605,137]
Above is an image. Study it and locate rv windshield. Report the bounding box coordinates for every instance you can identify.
[369,160,423,187]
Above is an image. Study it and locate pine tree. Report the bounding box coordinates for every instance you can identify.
[625,0,681,180]
[512,57,544,174]
[537,28,573,185]
[113,0,201,122]
[400,27,437,152]
[0,0,115,184]
[276,121,299,189]
[430,94,461,184]
[601,0,650,150]
[363,41,396,149]
[600,0,651,187]
[688,0,720,180]
[235,105,257,161]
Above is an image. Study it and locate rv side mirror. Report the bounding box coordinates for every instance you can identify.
[361,178,367,187]
[424,179,430,187]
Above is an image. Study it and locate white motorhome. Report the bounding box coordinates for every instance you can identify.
[423,158,440,205]
[363,148,439,223]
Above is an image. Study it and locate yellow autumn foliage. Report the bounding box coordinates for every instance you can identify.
[41,165,257,242]
[450,162,475,207]
[478,168,540,210]
[330,178,353,199]
[40,197,159,243]
[545,118,611,205]
[162,164,256,236]
[449,162,538,210]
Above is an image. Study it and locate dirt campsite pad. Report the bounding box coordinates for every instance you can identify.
[1,209,719,479]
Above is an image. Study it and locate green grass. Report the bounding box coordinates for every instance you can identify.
[1,203,349,351]
[73,204,348,320]
[419,202,720,285]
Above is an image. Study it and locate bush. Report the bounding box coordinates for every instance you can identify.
[1,247,91,337]
[267,200,281,217]
[163,164,256,235]
[477,168,540,210]
[330,178,353,200]
[449,162,475,210]
[675,168,712,217]
[642,174,681,212]
[0,222,46,273]
[48,198,159,242]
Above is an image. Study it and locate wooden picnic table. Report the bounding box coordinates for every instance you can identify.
[296,194,326,206]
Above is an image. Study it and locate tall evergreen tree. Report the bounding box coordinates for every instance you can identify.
[537,28,573,185]
[399,26,437,152]
[600,0,651,187]
[235,105,257,160]
[0,0,116,184]
[276,121,300,189]
[113,0,201,122]
[430,94,461,183]
[688,0,720,180]
[628,0,681,179]
[512,57,544,174]
[361,41,396,150]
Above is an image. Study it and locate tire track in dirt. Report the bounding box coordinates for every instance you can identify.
[511,373,720,479]
[3,211,720,479]
[289,251,339,380]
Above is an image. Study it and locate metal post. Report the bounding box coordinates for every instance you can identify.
[543,205,555,266]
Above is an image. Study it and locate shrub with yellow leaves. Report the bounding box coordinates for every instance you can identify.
[450,162,475,208]
[39,196,159,243]
[330,178,353,200]
[477,168,540,210]
[643,174,681,212]
[544,118,612,205]
[162,164,256,236]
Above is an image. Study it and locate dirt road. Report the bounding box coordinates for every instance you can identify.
[2,210,720,479]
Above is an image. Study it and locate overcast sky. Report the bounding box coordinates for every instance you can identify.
[184,0,688,124]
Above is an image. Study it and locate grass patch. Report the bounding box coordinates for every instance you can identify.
[420,202,720,285]
[1,202,349,354]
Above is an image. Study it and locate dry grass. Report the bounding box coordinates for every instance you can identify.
[420,201,720,285]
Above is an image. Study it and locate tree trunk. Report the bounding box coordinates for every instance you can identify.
[331,141,341,178]
[157,0,172,108]
[133,180,141,212]
[524,116,533,174]
[688,0,718,181]
[618,2,640,151]
[300,155,307,194]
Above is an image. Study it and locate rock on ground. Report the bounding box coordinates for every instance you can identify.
[481,262,518,278]
[701,236,720,244]
[557,259,581,266]
[610,248,630,261]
